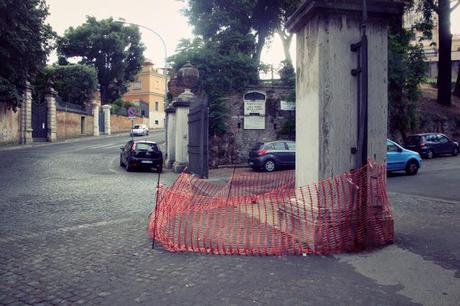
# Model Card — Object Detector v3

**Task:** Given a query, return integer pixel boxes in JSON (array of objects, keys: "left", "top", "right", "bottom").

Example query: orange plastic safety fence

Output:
[{"left": 148, "top": 161, "right": 393, "bottom": 255}]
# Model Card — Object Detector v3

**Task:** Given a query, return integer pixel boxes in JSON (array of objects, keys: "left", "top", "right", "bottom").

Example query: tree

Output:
[
  {"left": 419, "top": 0, "right": 460, "bottom": 106},
  {"left": 454, "top": 62, "right": 460, "bottom": 97},
  {"left": 43, "top": 65, "right": 98, "bottom": 107},
  {"left": 184, "top": 0, "right": 301, "bottom": 67},
  {"left": 0, "top": 0, "right": 55, "bottom": 110},
  {"left": 168, "top": 37, "right": 258, "bottom": 135},
  {"left": 388, "top": 20, "right": 427, "bottom": 140},
  {"left": 57, "top": 17, "right": 145, "bottom": 104}
]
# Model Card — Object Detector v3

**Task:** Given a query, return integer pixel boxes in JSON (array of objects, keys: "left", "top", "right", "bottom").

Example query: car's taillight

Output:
[
  {"left": 131, "top": 143, "right": 136, "bottom": 151},
  {"left": 257, "top": 149, "right": 267, "bottom": 156}
]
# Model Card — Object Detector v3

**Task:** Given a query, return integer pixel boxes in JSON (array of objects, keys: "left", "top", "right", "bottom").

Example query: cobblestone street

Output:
[{"left": 1, "top": 132, "right": 459, "bottom": 305}]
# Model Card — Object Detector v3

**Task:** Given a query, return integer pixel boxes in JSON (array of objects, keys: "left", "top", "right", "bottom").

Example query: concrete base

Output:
[{"left": 173, "top": 162, "right": 188, "bottom": 173}]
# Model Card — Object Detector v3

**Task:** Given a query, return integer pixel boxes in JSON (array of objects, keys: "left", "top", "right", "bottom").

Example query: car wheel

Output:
[
  {"left": 426, "top": 149, "right": 434, "bottom": 159},
  {"left": 125, "top": 161, "right": 133, "bottom": 172},
  {"left": 452, "top": 146, "right": 459, "bottom": 156},
  {"left": 119, "top": 156, "right": 124, "bottom": 167},
  {"left": 263, "top": 160, "right": 276, "bottom": 172},
  {"left": 405, "top": 160, "right": 419, "bottom": 175}
]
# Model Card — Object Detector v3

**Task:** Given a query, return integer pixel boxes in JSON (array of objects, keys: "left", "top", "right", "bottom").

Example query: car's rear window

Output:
[
  {"left": 133, "top": 125, "right": 141, "bottom": 129},
  {"left": 135, "top": 143, "right": 158, "bottom": 151},
  {"left": 251, "top": 142, "right": 264, "bottom": 150},
  {"left": 406, "top": 136, "right": 421, "bottom": 145}
]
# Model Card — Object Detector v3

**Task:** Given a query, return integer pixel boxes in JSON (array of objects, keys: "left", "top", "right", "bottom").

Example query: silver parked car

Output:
[{"left": 130, "top": 124, "right": 149, "bottom": 136}]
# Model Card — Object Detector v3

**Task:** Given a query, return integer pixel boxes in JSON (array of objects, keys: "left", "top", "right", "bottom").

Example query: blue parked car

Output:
[{"left": 386, "top": 139, "right": 422, "bottom": 175}]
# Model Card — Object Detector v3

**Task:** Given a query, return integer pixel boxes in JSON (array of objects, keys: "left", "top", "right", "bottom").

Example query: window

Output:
[
  {"left": 273, "top": 142, "right": 287, "bottom": 150},
  {"left": 438, "top": 135, "right": 448, "bottom": 143},
  {"left": 155, "top": 120, "right": 159, "bottom": 125},
  {"left": 387, "top": 142, "right": 399, "bottom": 152},
  {"left": 155, "top": 102, "right": 159, "bottom": 111},
  {"left": 132, "top": 81, "right": 141, "bottom": 90},
  {"left": 286, "top": 142, "right": 295, "bottom": 151}
]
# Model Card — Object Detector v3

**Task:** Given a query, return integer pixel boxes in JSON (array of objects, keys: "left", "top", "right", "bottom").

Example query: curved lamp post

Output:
[{"left": 116, "top": 18, "right": 168, "bottom": 106}]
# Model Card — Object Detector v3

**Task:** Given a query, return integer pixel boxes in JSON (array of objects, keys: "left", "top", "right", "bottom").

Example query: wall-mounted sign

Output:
[
  {"left": 244, "top": 101, "right": 265, "bottom": 116},
  {"left": 243, "top": 91, "right": 266, "bottom": 129},
  {"left": 244, "top": 115, "right": 265, "bottom": 130},
  {"left": 280, "top": 100, "right": 295, "bottom": 111}
]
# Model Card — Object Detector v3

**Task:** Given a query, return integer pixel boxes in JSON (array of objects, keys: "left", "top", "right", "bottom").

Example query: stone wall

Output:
[
  {"left": 209, "top": 85, "right": 295, "bottom": 167},
  {"left": 110, "top": 115, "right": 149, "bottom": 134},
  {"left": 0, "top": 104, "right": 20, "bottom": 145},
  {"left": 56, "top": 110, "right": 94, "bottom": 139}
]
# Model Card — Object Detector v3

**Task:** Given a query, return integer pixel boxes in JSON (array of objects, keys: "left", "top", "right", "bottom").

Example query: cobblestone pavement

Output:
[{"left": 0, "top": 134, "right": 459, "bottom": 305}]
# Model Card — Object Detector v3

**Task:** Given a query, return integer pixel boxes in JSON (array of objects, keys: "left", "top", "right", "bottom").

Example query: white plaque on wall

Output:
[
  {"left": 280, "top": 100, "right": 295, "bottom": 111},
  {"left": 244, "top": 116, "right": 265, "bottom": 129},
  {"left": 244, "top": 101, "right": 266, "bottom": 115}
]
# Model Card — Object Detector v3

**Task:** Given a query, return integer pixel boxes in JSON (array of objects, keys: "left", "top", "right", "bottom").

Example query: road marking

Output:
[
  {"left": 388, "top": 191, "right": 460, "bottom": 205},
  {"left": 0, "top": 218, "right": 136, "bottom": 244},
  {"left": 336, "top": 245, "right": 460, "bottom": 306}
]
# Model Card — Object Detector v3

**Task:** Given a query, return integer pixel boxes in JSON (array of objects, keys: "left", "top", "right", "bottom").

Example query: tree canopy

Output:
[
  {"left": 57, "top": 17, "right": 145, "bottom": 104},
  {"left": 0, "top": 0, "right": 55, "bottom": 110},
  {"left": 184, "top": 0, "right": 300, "bottom": 66},
  {"left": 39, "top": 64, "right": 98, "bottom": 107}
]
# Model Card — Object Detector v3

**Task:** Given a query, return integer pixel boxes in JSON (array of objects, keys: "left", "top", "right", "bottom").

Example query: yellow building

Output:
[{"left": 122, "top": 59, "right": 166, "bottom": 128}]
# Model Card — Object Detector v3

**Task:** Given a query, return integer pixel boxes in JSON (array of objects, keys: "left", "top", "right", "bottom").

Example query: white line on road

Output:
[{"left": 336, "top": 245, "right": 460, "bottom": 306}]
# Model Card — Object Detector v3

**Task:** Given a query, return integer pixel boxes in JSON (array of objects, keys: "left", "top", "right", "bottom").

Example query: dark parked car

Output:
[
  {"left": 120, "top": 140, "right": 163, "bottom": 172},
  {"left": 405, "top": 133, "right": 459, "bottom": 159},
  {"left": 248, "top": 141, "right": 295, "bottom": 172}
]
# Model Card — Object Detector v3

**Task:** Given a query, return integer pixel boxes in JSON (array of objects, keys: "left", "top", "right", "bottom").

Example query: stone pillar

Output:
[
  {"left": 165, "top": 105, "right": 176, "bottom": 168},
  {"left": 102, "top": 104, "right": 112, "bottom": 135},
  {"left": 45, "top": 88, "right": 57, "bottom": 142},
  {"left": 92, "top": 100, "right": 100, "bottom": 136},
  {"left": 21, "top": 82, "right": 33, "bottom": 144},
  {"left": 173, "top": 97, "right": 190, "bottom": 172},
  {"left": 286, "top": 0, "right": 402, "bottom": 187}
]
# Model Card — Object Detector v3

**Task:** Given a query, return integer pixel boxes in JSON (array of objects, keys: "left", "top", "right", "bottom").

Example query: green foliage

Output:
[
  {"left": 169, "top": 38, "right": 258, "bottom": 135},
  {"left": 388, "top": 24, "right": 427, "bottom": 138},
  {"left": 184, "top": 0, "right": 301, "bottom": 66},
  {"left": 57, "top": 17, "right": 145, "bottom": 104},
  {"left": 110, "top": 98, "right": 138, "bottom": 116},
  {"left": 42, "top": 65, "right": 97, "bottom": 106},
  {"left": 278, "top": 60, "right": 295, "bottom": 87},
  {"left": 0, "top": 0, "right": 55, "bottom": 110}
]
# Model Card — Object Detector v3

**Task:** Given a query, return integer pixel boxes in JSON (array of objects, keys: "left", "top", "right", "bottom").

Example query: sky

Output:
[
  {"left": 45, "top": 0, "right": 460, "bottom": 70},
  {"left": 45, "top": 0, "right": 291, "bottom": 70}
]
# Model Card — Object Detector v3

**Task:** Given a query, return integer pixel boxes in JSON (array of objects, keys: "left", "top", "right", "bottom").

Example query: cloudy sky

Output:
[{"left": 45, "top": 0, "right": 460, "bottom": 69}]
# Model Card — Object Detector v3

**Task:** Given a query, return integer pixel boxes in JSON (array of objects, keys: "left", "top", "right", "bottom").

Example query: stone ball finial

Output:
[
  {"left": 167, "top": 76, "right": 184, "bottom": 98},
  {"left": 177, "top": 61, "right": 199, "bottom": 90}
]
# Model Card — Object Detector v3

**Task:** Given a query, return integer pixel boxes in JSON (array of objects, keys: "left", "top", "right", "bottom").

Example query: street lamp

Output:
[{"left": 116, "top": 18, "right": 168, "bottom": 107}]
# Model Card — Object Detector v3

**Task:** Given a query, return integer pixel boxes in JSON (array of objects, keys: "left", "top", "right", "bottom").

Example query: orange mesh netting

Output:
[{"left": 148, "top": 161, "right": 393, "bottom": 255}]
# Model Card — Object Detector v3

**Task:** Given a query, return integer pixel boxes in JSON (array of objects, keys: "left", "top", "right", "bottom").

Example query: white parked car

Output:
[{"left": 131, "top": 124, "right": 149, "bottom": 136}]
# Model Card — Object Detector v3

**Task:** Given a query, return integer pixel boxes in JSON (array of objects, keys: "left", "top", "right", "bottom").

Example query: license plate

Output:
[
  {"left": 141, "top": 160, "right": 153, "bottom": 164},
  {"left": 249, "top": 162, "right": 254, "bottom": 166}
]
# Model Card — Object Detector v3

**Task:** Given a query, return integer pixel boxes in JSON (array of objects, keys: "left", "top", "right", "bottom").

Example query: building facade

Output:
[
  {"left": 122, "top": 59, "right": 166, "bottom": 129},
  {"left": 405, "top": 11, "right": 460, "bottom": 81}
]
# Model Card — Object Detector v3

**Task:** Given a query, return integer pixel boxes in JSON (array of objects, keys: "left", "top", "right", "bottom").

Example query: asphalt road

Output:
[{"left": 0, "top": 135, "right": 459, "bottom": 305}]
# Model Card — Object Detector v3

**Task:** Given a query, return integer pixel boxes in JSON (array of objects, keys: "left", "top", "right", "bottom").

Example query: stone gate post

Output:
[
  {"left": 286, "top": 0, "right": 403, "bottom": 187},
  {"left": 173, "top": 62, "right": 199, "bottom": 173},
  {"left": 92, "top": 100, "right": 99, "bottom": 136},
  {"left": 21, "top": 82, "right": 33, "bottom": 144},
  {"left": 45, "top": 88, "right": 57, "bottom": 142},
  {"left": 165, "top": 105, "right": 176, "bottom": 168},
  {"left": 102, "top": 104, "right": 112, "bottom": 135}
]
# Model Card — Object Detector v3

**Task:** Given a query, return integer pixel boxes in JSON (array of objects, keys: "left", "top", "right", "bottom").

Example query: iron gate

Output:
[
  {"left": 99, "top": 107, "right": 105, "bottom": 133},
  {"left": 188, "top": 98, "right": 209, "bottom": 178},
  {"left": 32, "top": 98, "right": 47, "bottom": 141}
]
